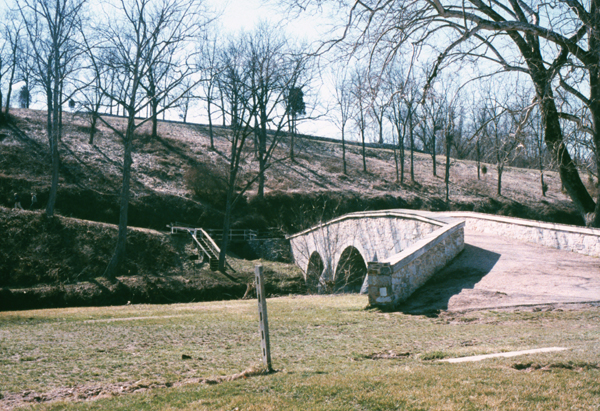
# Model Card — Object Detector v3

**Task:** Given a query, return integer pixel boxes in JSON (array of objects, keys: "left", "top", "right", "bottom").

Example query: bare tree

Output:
[
  {"left": 0, "top": 32, "right": 8, "bottom": 120},
  {"left": 85, "top": 0, "right": 206, "bottom": 279},
  {"left": 331, "top": 67, "right": 355, "bottom": 174},
  {"left": 197, "top": 30, "right": 221, "bottom": 149},
  {"left": 16, "top": 34, "right": 33, "bottom": 109},
  {"left": 246, "top": 23, "right": 297, "bottom": 198},
  {"left": 418, "top": 89, "right": 446, "bottom": 177},
  {"left": 369, "top": 73, "right": 389, "bottom": 145},
  {"left": 218, "top": 23, "right": 311, "bottom": 199},
  {"left": 175, "top": 76, "right": 197, "bottom": 124},
  {"left": 351, "top": 66, "right": 369, "bottom": 172},
  {"left": 17, "top": 0, "right": 87, "bottom": 217},
  {"left": 479, "top": 87, "right": 531, "bottom": 197},
  {"left": 385, "top": 62, "right": 420, "bottom": 184},
  {"left": 216, "top": 36, "right": 257, "bottom": 272},
  {"left": 2, "top": 13, "right": 23, "bottom": 116}
]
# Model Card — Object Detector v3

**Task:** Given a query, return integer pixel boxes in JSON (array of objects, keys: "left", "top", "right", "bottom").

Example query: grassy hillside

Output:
[
  {"left": 0, "top": 108, "right": 584, "bottom": 230},
  {"left": 0, "top": 207, "right": 305, "bottom": 311}
]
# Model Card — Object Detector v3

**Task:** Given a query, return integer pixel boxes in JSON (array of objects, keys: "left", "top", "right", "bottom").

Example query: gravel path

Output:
[{"left": 398, "top": 230, "right": 600, "bottom": 313}]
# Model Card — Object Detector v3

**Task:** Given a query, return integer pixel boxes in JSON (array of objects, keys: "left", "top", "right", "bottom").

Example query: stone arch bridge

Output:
[{"left": 288, "top": 210, "right": 465, "bottom": 307}]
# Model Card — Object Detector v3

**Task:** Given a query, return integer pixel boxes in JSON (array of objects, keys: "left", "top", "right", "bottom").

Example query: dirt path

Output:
[{"left": 399, "top": 230, "right": 600, "bottom": 313}]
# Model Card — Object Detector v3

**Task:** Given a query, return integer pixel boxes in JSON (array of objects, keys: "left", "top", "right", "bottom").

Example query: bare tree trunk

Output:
[
  {"left": 393, "top": 146, "right": 399, "bottom": 183},
  {"left": 46, "top": 83, "right": 52, "bottom": 144},
  {"left": 289, "top": 113, "right": 295, "bottom": 162},
  {"left": 46, "top": 49, "right": 62, "bottom": 217},
  {"left": 218, "top": 192, "right": 233, "bottom": 272},
  {"left": 497, "top": 166, "right": 503, "bottom": 196},
  {"left": 361, "top": 127, "right": 366, "bottom": 172},
  {"left": 341, "top": 125, "right": 347, "bottom": 174},
  {"left": 103, "top": 113, "right": 135, "bottom": 279},
  {"left": 409, "top": 110, "right": 415, "bottom": 183},
  {"left": 46, "top": 128, "right": 60, "bottom": 217},
  {"left": 432, "top": 133, "right": 437, "bottom": 177},
  {"left": 220, "top": 89, "right": 226, "bottom": 127},
  {"left": 5, "top": 55, "right": 17, "bottom": 115},
  {"left": 257, "top": 108, "right": 267, "bottom": 198},
  {"left": 208, "top": 98, "right": 214, "bottom": 149},
  {"left": 151, "top": 98, "right": 159, "bottom": 139},
  {"left": 396, "top": 123, "right": 405, "bottom": 184},
  {"left": 89, "top": 110, "right": 98, "bottom": 145},
  {"left": 445, "top": 133, "right": 452, "bottom": 203},
  {"left": 476, "top": 138, "right": 481, "bottom": 180}
]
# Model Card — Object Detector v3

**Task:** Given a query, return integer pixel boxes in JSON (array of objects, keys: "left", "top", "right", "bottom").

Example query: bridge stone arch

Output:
[
  {"left": 306, "top": 251, "right": 324, "bottom": 294},
  {"left": 334, "top": 246, "right": 368, "bottom": 294},
  {"left": 288, "top": 210, "right": 465, "bottom": 303}
]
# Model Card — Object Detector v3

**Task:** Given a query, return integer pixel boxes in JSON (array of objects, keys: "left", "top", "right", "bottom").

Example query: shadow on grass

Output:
[{"left": 396, "top": 244, "right": 501, "bottom": 316}]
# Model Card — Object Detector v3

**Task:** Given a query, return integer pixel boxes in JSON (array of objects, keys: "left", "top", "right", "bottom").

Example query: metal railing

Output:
[
  {"left": 169, "top": 224, "right": 286, "bottom": 241},
  {"left": 205, "top": 229, "right": 258, "bottom": 242}
]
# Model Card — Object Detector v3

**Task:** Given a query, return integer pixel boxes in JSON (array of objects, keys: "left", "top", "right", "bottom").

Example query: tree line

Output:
[{"left": 284, "top": 0, "right": 600, "bottom": 228}]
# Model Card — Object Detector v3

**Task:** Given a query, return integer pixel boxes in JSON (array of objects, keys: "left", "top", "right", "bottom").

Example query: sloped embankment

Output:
[{"left": 0, "top": 208, "right": 305, "bottom": 311}]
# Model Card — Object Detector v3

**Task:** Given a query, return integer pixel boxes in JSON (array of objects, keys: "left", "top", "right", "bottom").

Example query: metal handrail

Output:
[
  {"left": 190, "top": 231, "right": 212, "bottom": 259},
  {"left": 197, "top": 228, "right": 221, "bottom": 256}
]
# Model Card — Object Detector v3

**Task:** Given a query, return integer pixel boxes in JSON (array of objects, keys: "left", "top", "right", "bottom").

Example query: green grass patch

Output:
[{"left": 1, "top": 296, "right": 599, "bottom": 410}]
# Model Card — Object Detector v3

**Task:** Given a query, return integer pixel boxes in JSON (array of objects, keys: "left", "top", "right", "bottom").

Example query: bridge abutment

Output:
[{"left": 368, "top": 223, "right": 464, "bottom": 308}]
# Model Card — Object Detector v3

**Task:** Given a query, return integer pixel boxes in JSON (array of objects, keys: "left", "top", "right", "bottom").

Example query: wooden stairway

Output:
[
  {"left": 189, "top": 228, "right": 221, "bottom": 271},
  {"left": 168, "top": 224, "right": 236, "bottom": 272}
]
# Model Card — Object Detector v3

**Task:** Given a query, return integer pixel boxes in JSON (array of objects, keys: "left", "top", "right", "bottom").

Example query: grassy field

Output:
[{"left": 1, "top": 295, "right": 599, "bottom": 410}]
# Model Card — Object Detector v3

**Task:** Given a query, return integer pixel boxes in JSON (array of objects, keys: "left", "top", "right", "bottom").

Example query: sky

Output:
[
  {"left": 204, "top": 0, "right": 342, "bottom": 138},
  {"left": 1, "top": 0, "right": 347, "bottom": 139}
]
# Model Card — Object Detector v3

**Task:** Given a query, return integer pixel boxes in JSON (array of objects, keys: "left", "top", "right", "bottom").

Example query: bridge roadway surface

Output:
[{"left": 397, "top": 229, "right": 600, "bottom": 313}]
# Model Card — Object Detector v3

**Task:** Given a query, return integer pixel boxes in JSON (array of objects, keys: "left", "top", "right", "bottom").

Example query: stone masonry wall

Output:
[
  {"left": 289, "top": 214, "right": 440, "bottom": 278},
  {"left": 368, "top": 223, "right": 464, "bottom": 308},
  {"left": 444, "top": 212, "right": 600, "bottom": 258}
]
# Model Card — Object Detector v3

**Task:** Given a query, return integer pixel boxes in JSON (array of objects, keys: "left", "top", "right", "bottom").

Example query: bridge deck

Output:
[{"left": 397, "top": 229, "right": 600, "bottom": 313}]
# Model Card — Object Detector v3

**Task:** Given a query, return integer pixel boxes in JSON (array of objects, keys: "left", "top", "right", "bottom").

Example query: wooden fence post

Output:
[{"left": 255, "top": 265, "right": 272, "bottom": 371}]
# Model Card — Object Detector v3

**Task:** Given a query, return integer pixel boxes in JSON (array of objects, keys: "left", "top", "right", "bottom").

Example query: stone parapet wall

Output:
[
  {"left": 443, "top": 212, "right": 600, "bottom": 258},
  {"left": 289, "top": 211, "right": 443, "bottom": 277},
  {"left": 368, "top": 221, "right": 464, "bottom": 307}
]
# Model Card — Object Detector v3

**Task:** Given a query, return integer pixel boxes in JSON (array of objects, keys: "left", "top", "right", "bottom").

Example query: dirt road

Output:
[{"left": 398, "top": 230, "right": 600, "bottom": 313}]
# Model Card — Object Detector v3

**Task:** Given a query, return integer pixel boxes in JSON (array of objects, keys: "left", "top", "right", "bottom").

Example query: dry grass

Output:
[
  {"left": 1, "top": 296, "right": 599, "bottom": 410},
  {"left": 2, "top": 108, "right": 577, "bottom": 224}
]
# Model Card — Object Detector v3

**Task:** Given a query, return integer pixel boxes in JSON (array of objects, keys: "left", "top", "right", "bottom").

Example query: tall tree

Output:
[
  {"left": 2, "top": 13, "right": 23, "bottom": 115},
  {"left": 247, "top": 23, "right": 291, "bottom": 198},
  {"left": 332, "top": 67, "right": 355, "bottom": 174},
  {"left": 351, "top": 66, "right": 369, "bottom": 172},
  {"left": 216, "top": 36, "right": 257, "bottom": 272},
  {"left": 386, "top": 62, "right": 420, "bottom": 184},
  {"left": 197, "top": 30, "right": 221, "bottom": 149},
  {"left": 419, "top": 89, "right": 446, "bottom": 177},
  {"left": 17, "top": 0, "right": 87, "bottom": 217},
  {"left": 369, "top": 74, "right": 389, "bottom": 146},
  {"left": 86, "top": 0, "right": 205, "bottom": 279}
]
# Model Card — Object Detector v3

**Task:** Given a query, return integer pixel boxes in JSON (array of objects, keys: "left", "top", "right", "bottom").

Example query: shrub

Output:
[{"left": 185, "top": 162, "right": 227, "bottom": 207}]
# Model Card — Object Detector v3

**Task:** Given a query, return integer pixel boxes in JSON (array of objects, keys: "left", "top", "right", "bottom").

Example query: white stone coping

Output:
[
  {"left": 374, "top": 219, "right": 465, "bottom": 270},
  {"left": 441, "top": 211, "right": 600, "bottom": 237},
  {"left": 287, "top": 210, "right": 451, "bottom": 240}
]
